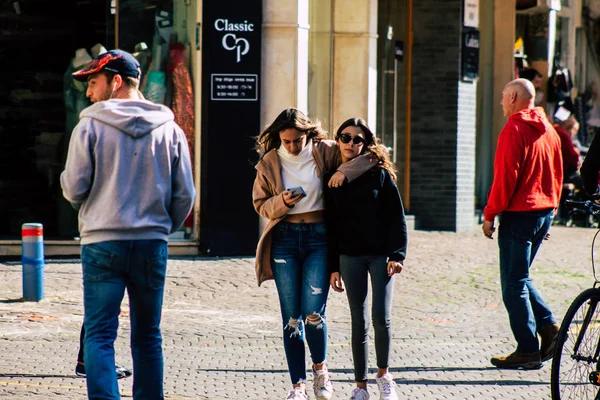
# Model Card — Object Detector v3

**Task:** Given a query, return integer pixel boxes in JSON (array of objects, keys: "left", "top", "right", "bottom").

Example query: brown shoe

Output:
[
  {"left": 490, "top": 351, "right": 543, "bottom": 369},
  {"left": 540, "top": 323, "right": 560, "bottom": 362}
]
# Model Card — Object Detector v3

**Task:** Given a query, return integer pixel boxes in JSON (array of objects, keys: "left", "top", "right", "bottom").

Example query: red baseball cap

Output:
[{"left": 73, "top": 49, "right": 141, "bottom": 82}]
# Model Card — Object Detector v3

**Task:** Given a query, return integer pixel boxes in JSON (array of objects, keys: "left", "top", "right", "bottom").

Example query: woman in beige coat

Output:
[{"left": 252, "top": 108, "right": 373, "bottom": 400}]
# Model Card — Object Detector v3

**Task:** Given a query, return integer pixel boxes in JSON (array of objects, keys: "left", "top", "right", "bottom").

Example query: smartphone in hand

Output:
[{"left": 287, "top": 186, "right": 306, "bottom": 197}]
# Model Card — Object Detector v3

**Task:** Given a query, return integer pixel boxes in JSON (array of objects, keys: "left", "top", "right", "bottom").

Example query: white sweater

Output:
[{"left": 277, "top": 140, "right": 324, "bottom": 214}]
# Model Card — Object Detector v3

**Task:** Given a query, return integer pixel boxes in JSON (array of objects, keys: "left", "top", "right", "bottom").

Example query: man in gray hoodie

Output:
[{"left": 61, "top": 49, "right": 195, "bottom": 400}]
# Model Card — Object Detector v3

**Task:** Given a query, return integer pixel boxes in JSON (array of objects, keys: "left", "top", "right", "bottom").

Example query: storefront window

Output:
[
  {"left": 376, "top": 0, "right": 406, "bottom": 162},
  {"left": 0, "top": 1, "right": 110, "bottom": 240},
  {"left": 308, "top": 0, "right": 333, "bottom": 134},
  {"left": 0, "top": 0, "right": 193, "bottom": 241}
]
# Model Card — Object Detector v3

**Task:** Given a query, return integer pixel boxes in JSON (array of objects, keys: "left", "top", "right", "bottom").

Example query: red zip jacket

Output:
[{"left": 483, "top": 107, "right": 563, "bottom": 222}]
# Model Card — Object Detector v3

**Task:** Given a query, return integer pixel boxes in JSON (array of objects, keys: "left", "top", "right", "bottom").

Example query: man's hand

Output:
[
  {"left": 328, "top": 171, "right": 346, "bottom": 188},
  {"left": 330, "top": 272, "right": 344, "bottom": 293},
  {"left": 482, "top": 220, "right": 495, "bottom": 239}
]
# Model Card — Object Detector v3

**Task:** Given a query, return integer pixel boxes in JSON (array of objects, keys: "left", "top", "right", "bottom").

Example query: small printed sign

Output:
[
  {"left": 464, "top": 0, "right": 479, "bottom": 28},
  {"left": 211, "top": 74, "right": 258, "bottom": 101}
]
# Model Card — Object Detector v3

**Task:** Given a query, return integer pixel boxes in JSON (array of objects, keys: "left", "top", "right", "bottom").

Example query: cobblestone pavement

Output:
[{"left": 0, "top": 225, "right": 597, "bottom": 399}]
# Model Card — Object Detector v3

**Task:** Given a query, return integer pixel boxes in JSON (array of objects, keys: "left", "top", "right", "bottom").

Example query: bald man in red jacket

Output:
[{"left": 483, "top": 78, "right": 563, "bottom": 370}]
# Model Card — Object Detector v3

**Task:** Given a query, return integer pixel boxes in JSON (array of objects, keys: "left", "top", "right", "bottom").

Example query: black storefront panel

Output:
[{"left": 201, "top": 1, "right": 261, "bottom": 255}]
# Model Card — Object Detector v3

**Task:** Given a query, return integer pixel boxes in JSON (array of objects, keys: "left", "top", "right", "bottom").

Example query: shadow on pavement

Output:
[
  {"left": 391, "top": 366, "right": 503, "bottom": 372},
  {"left": 0, "top": 374, "right": 84, "bottom": 379},
  {"left": 394, "top": 378, "right": 548, "bottom": 386},
  {"left": 0, "top": 298, "right": 26, "bottom": 303},
  {"left": 194, "top": 366, "right": 549, "bottom": 387}
]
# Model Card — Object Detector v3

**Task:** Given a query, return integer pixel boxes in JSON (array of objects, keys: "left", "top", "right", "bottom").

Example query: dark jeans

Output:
[
  {"left": 271, "top": 222, "right": 330, "bottom": 384},
  {"left": 82, "top": 239, "right": 167, "bottom": 400},
  {"left": 339, "top": 255, "right": 394, "bottom": 382},
  {"left": 498, "top": 210, "right": 557, "bottom": 354}
]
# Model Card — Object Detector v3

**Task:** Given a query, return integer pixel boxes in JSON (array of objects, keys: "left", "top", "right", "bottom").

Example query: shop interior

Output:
[{"left": 0, "top": 0, "right": 194, "bottom": 241}]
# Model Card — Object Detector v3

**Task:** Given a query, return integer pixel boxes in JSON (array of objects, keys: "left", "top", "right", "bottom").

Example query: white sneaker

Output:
[
  {"left": 286, "top": 387, "right": 309, "bottom": 400},
  {"left": 375, "top": 373, "right": 398, "bottom": 400},
  {"left": 313, "top": 368, "right": 333, "bottom": 400},
  {"left": 350, "top": 386, "right": 371, "bottom": 400}
]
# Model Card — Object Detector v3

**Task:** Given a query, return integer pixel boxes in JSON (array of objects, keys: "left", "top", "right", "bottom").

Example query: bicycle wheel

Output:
[{"left": 551, "top": 287, "right": 600, "bottom": 399}]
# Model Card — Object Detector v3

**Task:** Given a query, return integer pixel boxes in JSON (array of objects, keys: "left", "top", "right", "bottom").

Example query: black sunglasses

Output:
[{"left": 337, "top": 133, "right": 366, "bottom": 145}]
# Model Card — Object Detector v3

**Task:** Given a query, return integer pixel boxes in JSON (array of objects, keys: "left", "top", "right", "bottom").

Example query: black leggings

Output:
[{"left": 339, "top": 254, "right": 395, "bottom": 382}]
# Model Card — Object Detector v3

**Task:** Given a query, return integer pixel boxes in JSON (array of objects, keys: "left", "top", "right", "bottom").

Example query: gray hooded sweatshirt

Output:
[{"left": 60, "top": 99, "right": 196, "bottom": 245}]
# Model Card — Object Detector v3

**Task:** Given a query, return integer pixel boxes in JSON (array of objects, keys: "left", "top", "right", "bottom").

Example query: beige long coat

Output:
[{"left": 252, "top": 140, "right": 373, "bottom": 286}]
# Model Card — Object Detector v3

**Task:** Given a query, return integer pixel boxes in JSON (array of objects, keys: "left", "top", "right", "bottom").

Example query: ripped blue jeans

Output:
[{"left": 271, "top": 221, "right": 329, "bottom": 384}]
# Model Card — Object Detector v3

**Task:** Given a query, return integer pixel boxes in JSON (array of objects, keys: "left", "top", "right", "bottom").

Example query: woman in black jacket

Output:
[{"left": 325, "top": 118, "right": 407, "bottom": 400}]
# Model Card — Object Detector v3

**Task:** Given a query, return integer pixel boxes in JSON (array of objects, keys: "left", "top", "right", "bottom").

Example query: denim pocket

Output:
[
  {"left": 501, "top": 212, "right": 545, "bottom": 241},
  {"left": 145, "top": 250, "right": 167, "bottom": 291},
  {"left": 82, "top": 244, "right": 116, "bottom": 282}
]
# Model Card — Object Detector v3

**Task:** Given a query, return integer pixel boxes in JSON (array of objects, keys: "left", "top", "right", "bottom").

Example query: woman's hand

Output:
[
  {"left": 328, "top": 171, "right": 346, "bottom": 188},
  {"left": 282, "top": 190, "right": 305, "bottom": 207},
  {"left": 387, "top": 261, "right": 403, "bottom": 277},
  {"left": 330, "top": 272, "right": 344, "bottom": 292}
]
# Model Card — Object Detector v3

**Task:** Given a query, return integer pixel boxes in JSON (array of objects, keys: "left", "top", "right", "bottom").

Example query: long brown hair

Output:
[
  {"left": 255, "top": 108, "right": 328, "bottom": 159},
  {"left": 335, "top": 117, "right": 397, "bottom": 181}
]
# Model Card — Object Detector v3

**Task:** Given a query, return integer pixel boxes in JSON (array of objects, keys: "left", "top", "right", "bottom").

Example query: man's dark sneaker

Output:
[
  {"left": 490, "top": 351, "right": 543, "bottom": 370},
  {"left": 75, "top": 362, "right": 132, "bottom": 379},
  {"left": 540, "top": 323, "right": 561, "bottom": 362}
]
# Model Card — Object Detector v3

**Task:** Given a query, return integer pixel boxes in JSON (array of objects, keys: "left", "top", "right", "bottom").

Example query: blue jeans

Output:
[
  {"left": 498, "top": 210, "right": 557, "bottom": 354},
  {"left": 271, "top": 222, "right": 330, "bottom": 384},
  {"left": 82, "top": 240, "right": 168, "bottom": 400}
]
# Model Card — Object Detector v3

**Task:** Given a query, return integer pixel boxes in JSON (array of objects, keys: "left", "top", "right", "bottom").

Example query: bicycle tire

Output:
[{"left": 551, "top": 287, "right": 600, "bottom": 399}]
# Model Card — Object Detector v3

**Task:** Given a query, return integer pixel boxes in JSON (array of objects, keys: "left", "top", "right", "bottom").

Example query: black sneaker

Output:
[
  {"left": 75, "top": 362, "right": 132, "bottom": 379},
  {"left": 115, "top": 365, "right": 132, "bottom": 379},
  {"left": 75, "top": 362, "right": 86, "bottom": 377}
]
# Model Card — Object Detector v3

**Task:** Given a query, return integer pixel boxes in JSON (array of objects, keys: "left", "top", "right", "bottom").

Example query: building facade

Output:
[{"left": 0, "top": 0, "right": 591, "bottom": 256}]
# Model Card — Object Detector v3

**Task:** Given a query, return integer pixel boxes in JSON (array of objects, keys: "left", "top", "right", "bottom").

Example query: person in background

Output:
[
  {"left": 326, "top": 118, "right": 407, "bottom": 400},
  {"left": 75, "top": 324, "right": 131, "bottom": 379},
  {"left": 554, "top": 116, "right": 584, "bottom": 224},
  {"left": 482, "top": 78, "right": 562, "bottom": 370},
  {"left": 521, "top": 68, "right": 544, "bottom": 107},
  {"left": 61, "top": 49, "right": 195, "bottom": 400},
  {"left": 567, "top": 119, "right": 588, "bottom": 156},
  {"left": 554, "top": 116, "right": 582, "bottom": 182},
  {"left": 252, "top": 108, "right": 374, "bottom": 400}
]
